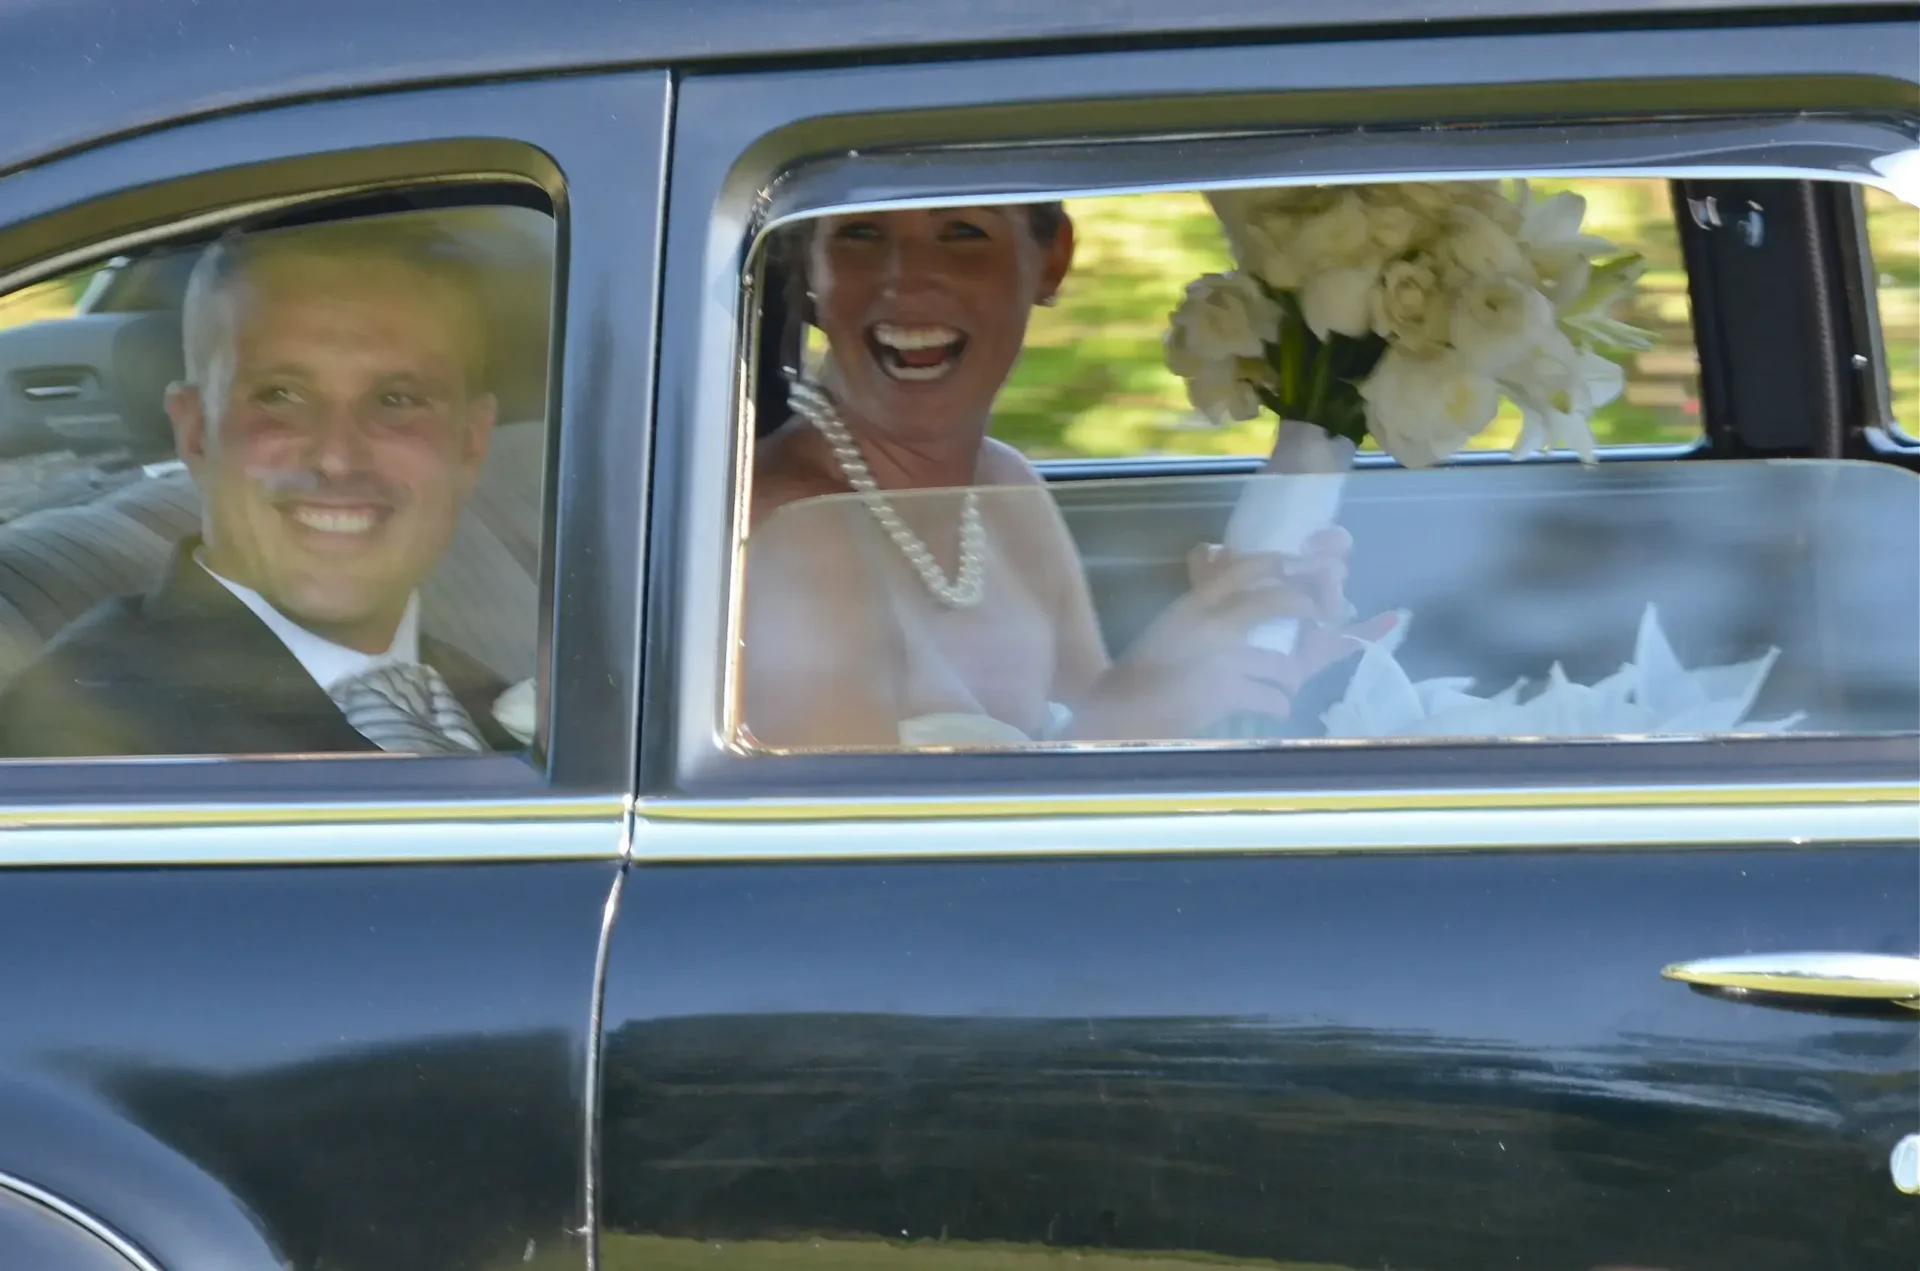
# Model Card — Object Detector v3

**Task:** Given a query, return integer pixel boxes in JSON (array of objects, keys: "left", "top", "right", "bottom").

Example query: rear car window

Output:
[{"left": 733, "top": 177, "right": 1917, "bottom": 752}]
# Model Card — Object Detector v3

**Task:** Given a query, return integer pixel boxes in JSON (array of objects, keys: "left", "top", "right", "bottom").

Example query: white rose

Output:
[
  {"left": 1184, "top": 357, "right": 1264, "bottom": 425},
  {"left": 1168, "top": 271, "right": 1280, "bottom": 362},
  {"left": 1234, "top": 215, "right": 1304, "bottom": 290},
  {"left": 1359, "top": 348, "right": 1500, "bottom": 469},
  {"left": 1369, "top": 255, "right": 1450, "bottom": 354},
  {"left": 1450, "top": 273, "right": 1555, "bottom": 373},
  {"left": 1443, "top": 204, "right": 1529, "bottom": 279},
  {"left": 1300, "top": 262, "right": 1379, "bottom": 340},
  {"left": 1291, "top": 190, "right": 1376, "bottom": 272},
  {"left": 1360, "top": 196, "right": 1426, "bottom": 257}
]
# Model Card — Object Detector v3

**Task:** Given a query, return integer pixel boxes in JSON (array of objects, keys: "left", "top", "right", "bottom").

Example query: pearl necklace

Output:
[{"left": 788, "top": 379, "right": 986, "bottom": 609}]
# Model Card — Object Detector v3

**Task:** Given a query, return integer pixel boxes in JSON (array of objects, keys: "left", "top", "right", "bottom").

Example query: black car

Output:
[{"left": 0, "top": 2, "right": 1914, "bottom": 1269}]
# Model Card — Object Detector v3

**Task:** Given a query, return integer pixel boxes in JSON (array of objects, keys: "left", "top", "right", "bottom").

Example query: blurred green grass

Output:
[
  {"left": 1865, "top": 186, "right": 1919, "bottom": 437},
  {"left": 994, "top": 179, "right": 1703, "bottom": 460}
]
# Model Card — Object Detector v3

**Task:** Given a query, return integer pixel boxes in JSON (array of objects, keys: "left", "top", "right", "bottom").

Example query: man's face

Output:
[{"left": 168, "top": 252, "right": 495, "bottom": 652}]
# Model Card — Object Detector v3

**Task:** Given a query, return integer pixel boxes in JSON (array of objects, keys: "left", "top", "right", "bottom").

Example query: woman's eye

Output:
[
  {"left": 832, "top": 222, "right": 883, "bottom": 243},
  {"left": 941, "top": 220, "right": 990, "bottom": 241}
]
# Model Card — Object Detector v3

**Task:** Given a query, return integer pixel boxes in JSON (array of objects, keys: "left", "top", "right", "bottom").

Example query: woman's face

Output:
[{"left": 806, "top": 205, "right": 1072, "bottom": 443}]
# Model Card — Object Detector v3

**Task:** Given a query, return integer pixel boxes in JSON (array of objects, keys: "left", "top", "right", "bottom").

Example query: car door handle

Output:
[{"left": 1662, "top": 952, "right": 1920, "bottom": 1007}]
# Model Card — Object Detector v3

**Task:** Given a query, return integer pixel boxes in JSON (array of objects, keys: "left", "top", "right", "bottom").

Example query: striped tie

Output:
[{"left": 330, "top": 662, "right": 486, "bottom": 754}]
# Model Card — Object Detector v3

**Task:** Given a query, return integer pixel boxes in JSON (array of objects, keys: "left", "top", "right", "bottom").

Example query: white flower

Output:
[
  {"left": 1300, "top": 262, "right": 1379, "bottom": 339},
  {"left": 1520, "top": 190, "right": 1617, "bottom": 274},
  {"left": 1442, "top": 204, "right": 1529, "bottom": 279},
  {"left": 1184, "top": 357, "right": 1264, "bottom": 424},
  {"left": 1502, "top": 331, "right": 1624, "bottom": 461},
  {"left": 1290, "top": 190, "right": 1377, "bottom": 272},
  {"left": 1450, "top": 273, "right": 1556, "bottom": 373},
  {"left": 1359, "top": 348, "right": 1500, "bottom": 469},
  {"left": 493, "top": 678, "right": 537, "bottom": 744},
  {"left": 1167, "top": 271, "right": 1280, "bottom": 362},
  {"left": 1360, "top": 195, "right": 1427, "bottom": 257},
  {"left": 1369, "top": 255, "right": 1450, "bottom": 355},
  {"left": 1322, "top": 605, "right": 1802, "bottom": 739},
  {"left": 1233, "top": 215, "right": 1304, "bottom": 290}
]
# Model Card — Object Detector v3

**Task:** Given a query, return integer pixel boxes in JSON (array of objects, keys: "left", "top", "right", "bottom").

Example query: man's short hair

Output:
[{"left": 181, "top": 216, "right": 490, "bottom": 393}]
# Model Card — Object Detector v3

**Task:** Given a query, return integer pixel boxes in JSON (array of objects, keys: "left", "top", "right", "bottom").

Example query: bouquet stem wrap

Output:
[{"left": 1222, "top": 419, "right": 1357, "bottom": 653}]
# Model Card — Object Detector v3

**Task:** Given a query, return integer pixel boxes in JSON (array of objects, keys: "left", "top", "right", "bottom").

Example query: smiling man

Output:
[{"left": 0, "top": 218, "right": 518, "bottom": 757}]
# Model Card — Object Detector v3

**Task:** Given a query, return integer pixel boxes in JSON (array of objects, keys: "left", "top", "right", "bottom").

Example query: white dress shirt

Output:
[{"left": 197, "top": 557, "right": 421, "bottom": 694}]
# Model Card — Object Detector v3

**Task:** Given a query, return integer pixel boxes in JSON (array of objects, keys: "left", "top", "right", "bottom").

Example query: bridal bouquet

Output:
[
  {"left": 1165, "top": 180, "right": 1652, "bottom": 469},
  {"left": 1162, "top": 181, "right": 1653, "bottom": 656}
]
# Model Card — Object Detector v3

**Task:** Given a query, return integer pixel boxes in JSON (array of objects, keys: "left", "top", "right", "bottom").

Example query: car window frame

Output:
[
  {"left": 0, "top": 69, "right": 670, "bottom": 810},
  {"left": 645, "top": 17, "right": 1920, "bottom": 808}
]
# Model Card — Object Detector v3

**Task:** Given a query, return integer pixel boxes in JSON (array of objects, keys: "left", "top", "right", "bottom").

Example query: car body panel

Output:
[
  {"left": 0, "top": 859, "right": 621, "bottom": 1271},
  {"left": 602, "top": 846, "right": 1919, "bottom": 1269},
  {"left": 0, "top": 0, "right": 1902, "bottom": 180}
]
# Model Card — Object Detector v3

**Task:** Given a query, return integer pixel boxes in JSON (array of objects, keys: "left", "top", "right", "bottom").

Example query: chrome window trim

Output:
[
  {"left": 656, "top": 22, "right": 1920, "bottom": 799},
  {"left": 0, "top": 1170, "right": 161, "bottom": 1271},
  {"left": 0, "top": 800, "right": 627, "bottom": 868},
  {"left": 630, "top": 786, "right": 1919, "bottom": 863}
]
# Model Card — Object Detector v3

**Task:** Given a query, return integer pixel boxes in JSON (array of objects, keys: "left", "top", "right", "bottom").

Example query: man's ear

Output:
[
  {"left": 164, "top": 382, "right": 208, "bottom": 468},
  {"left": 460, "top": 392, "right": 498, "bottom": 486}
]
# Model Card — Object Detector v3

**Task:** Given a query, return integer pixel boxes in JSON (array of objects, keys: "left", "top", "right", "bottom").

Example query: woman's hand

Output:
[{"left": 1067, "top": 529, "right": 1399, "bottom": 741}]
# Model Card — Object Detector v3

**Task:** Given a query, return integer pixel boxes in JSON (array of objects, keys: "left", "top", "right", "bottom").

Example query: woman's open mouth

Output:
[{"left": 868, "top": 322, "right": 968, "bottom": 383}]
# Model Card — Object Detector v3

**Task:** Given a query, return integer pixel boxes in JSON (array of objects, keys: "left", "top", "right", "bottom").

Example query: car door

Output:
[
  {"left": 600, "top": 15, "right": 1920, "bottom": 1271},
  {"left": 0, "top": 71, "right": 666, "bottom": 1271}
]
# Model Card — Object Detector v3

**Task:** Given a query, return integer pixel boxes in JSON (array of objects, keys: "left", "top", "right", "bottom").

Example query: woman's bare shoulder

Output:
[
  {"left": 979, "top": 436, "right": 1046, "bottom": 487},
  {"left": 751, "top": 421, "right": 845, "bottom": 526}
]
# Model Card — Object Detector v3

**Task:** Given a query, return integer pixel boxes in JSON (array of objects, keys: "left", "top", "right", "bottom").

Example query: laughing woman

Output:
[{"left": 741, "top": 203, "right": 1392, "bottom": 749}]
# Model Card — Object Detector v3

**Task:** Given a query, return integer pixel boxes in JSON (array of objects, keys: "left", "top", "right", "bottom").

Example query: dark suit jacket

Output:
[{"left": 0, "top": 540, "right": 515, "bottom": 758}]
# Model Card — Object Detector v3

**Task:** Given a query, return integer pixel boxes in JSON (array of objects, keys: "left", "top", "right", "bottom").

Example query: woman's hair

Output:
[{"left": 755, "top": 202, "right": 1067, "bottom": 432}]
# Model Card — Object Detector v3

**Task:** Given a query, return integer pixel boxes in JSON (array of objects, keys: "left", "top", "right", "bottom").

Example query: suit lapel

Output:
[{"left": 144, "top": 543, "right": 375, "bottom": 753}]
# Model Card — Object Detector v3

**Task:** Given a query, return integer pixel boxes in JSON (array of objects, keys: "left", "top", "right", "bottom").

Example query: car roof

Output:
[{"left": 0, "top": 0, "right": 1901, "bottom": 180}]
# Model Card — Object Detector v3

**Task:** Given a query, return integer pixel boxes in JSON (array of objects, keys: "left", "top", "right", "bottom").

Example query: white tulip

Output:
[
  {"left": 1503, "top": 334, "right": 1624, "bottom": 461},
  {"left": 1369, "top": 254, "right": 1450, "bottom": 354},
  {"left": 1450, "top": 273, "right": 1556, "bottom": 373},
  {"left": 1443, "top": 204, "right": 1529, "bottom": 279},
  {"left": 1167, "top": 271, "right": 1281, "bottom": 363},
  {"left": 1359, "top": 348, "right": 1500, "bottom": 469},
  {"left": 1520, "top": 190, "right": 1617, "bottom": 272},
  {"left": 1300, "top": 262, "right": 1379, "bottom": 339}
]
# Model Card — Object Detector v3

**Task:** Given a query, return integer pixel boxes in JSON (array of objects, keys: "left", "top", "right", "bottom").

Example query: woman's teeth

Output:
[
  {"left": 290, "top": 506, "right": 379, "bottom": 535},
  {"left": 871, "top": 322, "right": 966, "bottom": 382}
]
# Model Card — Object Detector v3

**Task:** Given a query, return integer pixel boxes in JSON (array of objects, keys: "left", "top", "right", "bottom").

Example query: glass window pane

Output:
[
  {"left": 0, "top": 202, "right": 554, "bottom": 760},
  {"left": 738, "top": 461, "right": 1917, "bottom": 749}
]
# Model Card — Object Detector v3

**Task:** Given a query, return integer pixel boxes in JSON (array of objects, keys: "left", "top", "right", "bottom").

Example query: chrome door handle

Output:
[{"left": 1662, "top": 952, "right": 1920, "bottom": 1007}]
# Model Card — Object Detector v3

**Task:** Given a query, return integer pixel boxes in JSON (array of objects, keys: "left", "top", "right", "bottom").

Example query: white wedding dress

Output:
[{"left": 898, "top": 701, "right": 1072, "bottom": 747}]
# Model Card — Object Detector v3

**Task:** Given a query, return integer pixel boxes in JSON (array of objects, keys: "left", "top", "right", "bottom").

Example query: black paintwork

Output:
[
  {"left": 602, "top": 850, "right": 1920, "bottom": 1269},
  {"left": 0, "top": 0, "right": 1900, "bottom": 180},
  {"left": 0, "top": 3, "right": 1909, "bottom": 1270},
  {"left": 0, "top": 862, "right": 618, "bottom": 1270}
]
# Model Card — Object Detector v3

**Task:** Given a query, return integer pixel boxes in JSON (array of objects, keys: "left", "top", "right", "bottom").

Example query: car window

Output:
[
  {"left": 735, "top": 179, "right": 1917, "bottom": 752},
  {"left": 0, "top": 201, "right": 554, "bottom": 761},
  {"left": 976, "top": 179, "right": 1700, "bottom": 462},
  {"left": 1863, "top": 185, "right": 1918, "bottom": 439}
]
